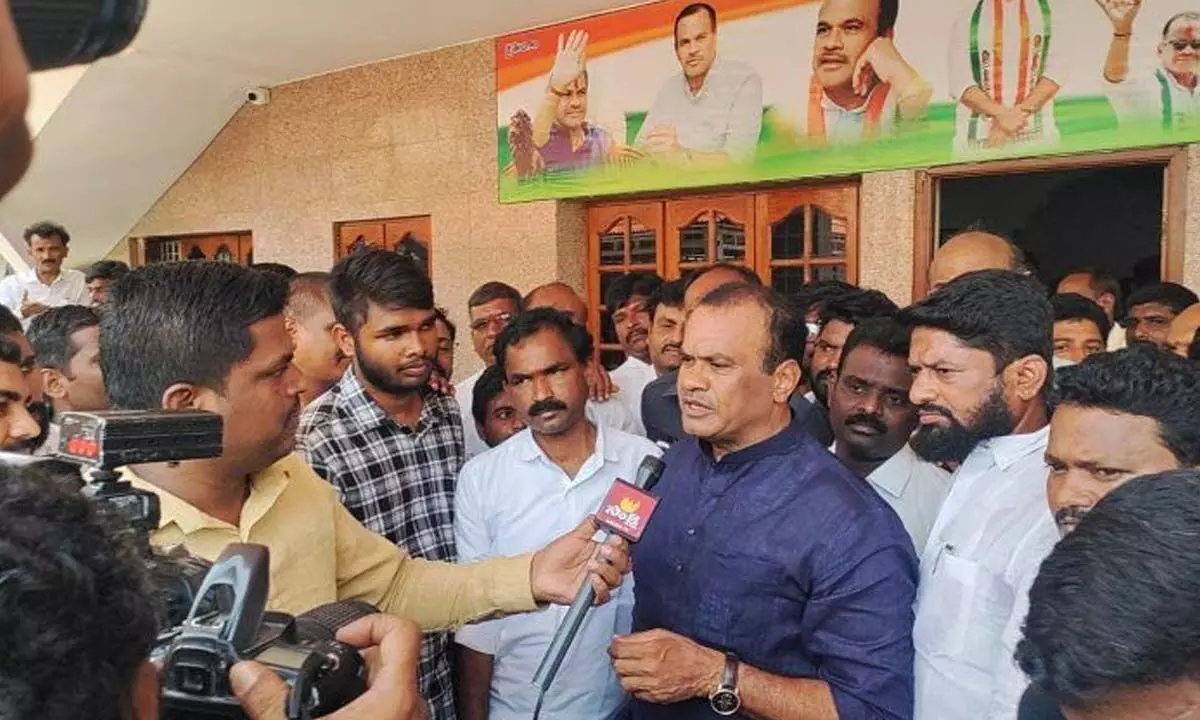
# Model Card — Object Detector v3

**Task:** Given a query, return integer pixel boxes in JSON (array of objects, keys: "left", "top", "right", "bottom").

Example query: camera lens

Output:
[{"left": 11, "top": 0, "right": 148, "bottom": 72}]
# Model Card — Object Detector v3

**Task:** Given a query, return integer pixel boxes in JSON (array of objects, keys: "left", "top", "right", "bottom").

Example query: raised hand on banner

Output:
[
  {"left": 852, "top": 36, "right": 907, "bottom": 96},
  {"left": 549, "top": 30, "right": 589, "bottom": 93},
  {"left": 1094, "top": 0, "right": 1141, "bottom": 34}
]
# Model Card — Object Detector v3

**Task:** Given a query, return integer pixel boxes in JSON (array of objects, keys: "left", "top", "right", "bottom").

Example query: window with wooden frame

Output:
[
  {"left": 586, "top": 182, "right": 860, "bottom": 367},
  {"left": 335, "top": 215, "right": 432, "bottom": 276}
]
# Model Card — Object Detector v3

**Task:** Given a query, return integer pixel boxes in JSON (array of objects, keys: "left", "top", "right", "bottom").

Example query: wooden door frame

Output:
[{"left": 912, "top": 147, "right": 1187, "bottom": 300}]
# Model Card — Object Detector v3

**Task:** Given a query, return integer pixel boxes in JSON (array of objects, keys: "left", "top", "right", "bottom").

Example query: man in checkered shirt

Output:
[{"left": 297, "top": 250, "right": 464, "bottom": 720}]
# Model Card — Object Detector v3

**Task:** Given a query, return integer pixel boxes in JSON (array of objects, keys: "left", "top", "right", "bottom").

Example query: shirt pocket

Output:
[
  {"left": 694, "top": 549, "right": 790, "bottom": 653},
  {"left": 920, "top": 550, "right": 1014, "bottom": 672}
]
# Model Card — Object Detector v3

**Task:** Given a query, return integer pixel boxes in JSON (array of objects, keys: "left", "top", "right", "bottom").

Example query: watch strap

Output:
[{"left": 722, "top": 652, "right": 739, "bottom": 688}]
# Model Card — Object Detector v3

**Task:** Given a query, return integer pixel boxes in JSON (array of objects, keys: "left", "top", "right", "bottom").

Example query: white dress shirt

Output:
[
  {"left": 455, "top": 368, "right": 487, "bottom": 458},
  {"left": 1106, "top": 68, "right": 1200, "bottom": 130},
  {"left": 833, "top": 442, "right": 952, "bottom": 555},
  {"left": 914, "top": 425, "right": 1058, "bottom": 720},
  {"left": 454, "top": 424, "right": 661, "bottom": 720},
  {"left": 610, "top": 356, "right": 656, "bottom": 435},
  {"left": 0, "top": 268, "right": 89, "bottom": 320},
  {"left": 635, "top": 57, "right": 764, "bottom": 161}
]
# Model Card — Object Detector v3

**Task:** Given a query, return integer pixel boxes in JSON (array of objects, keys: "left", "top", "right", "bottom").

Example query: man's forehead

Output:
[
  {"left": 1054, "top": 319, "right": 1103, "bottom": 338},
  {"left": 470, "top": 297, "right": 517, "bottom": 319},
  {"left": 1050, "top": 404, "right": 1169, "bottom": 454},
  {"left": 685, "top": 303, "right": 766, "bottom": 348},
  {"left": 366, "top": 302, "right": 436, "bottom": 326},
  {"left": 843, "top": 345, "right": 911, "bottom": 384},
  {"left": 819, "top": 0, "right": 877, "bottom": 22},
  {"left": 1131, "top": 302, "right": 1173, "bottom": 317},
  {"left": 910, "top": 327, "right": 987, "bottom": 360},
  {"left": 1168, "top": 19, "right": 1200, "bottom": 40}
]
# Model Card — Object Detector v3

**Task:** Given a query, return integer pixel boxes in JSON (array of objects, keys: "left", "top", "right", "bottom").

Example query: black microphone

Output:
[{"left": 530, "top": 454, "right": 666, "bottom": 718}]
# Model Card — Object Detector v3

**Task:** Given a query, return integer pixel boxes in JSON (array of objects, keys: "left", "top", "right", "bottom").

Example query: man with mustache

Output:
[
  {"left": 1120, "top": 282, "right": 1198, "bottom": 349},
  {"left": 1165, "top": 302, "right": 1200, "bottom": 358},
  {"left": 902, "top": 270, "right": 1059, "bottom": 719},
  {"left": 808, "top": 287, "right": 898, "bottom": 408},
  {"left": 828, "top": 317, "right": 950, "bottom": 553},
  {"left": 0, "top": 334, "right": 43, "bottom": 451},
  {"left": 454, "top": 308, "right": 659, "bottom": 720},
  {"left": 606, "top": 272, "right": 663, "bottom": 426},
  {"left": 615, "top": 282, "right": 916, "bottom": 719},
  {"left": 1099, "top": 3, "right": 1200, "bottom": 129},
  {"left": 646, "top": 279, "right": 686, "bottom": 377},
  {"left": 0, "top": 222, "right": 90, "bottom": 323},
  {"left": 775, "top": 0, "right": 930, "bottom": 144},
  {"left": 295, "top": 250, "right": 483, "bottom": 719},
  {"left": 285, "top": 272, "right": 350, "bottom": 408},
  {"left": 457, "top": 281, "right": 523, "bottom": 459}
]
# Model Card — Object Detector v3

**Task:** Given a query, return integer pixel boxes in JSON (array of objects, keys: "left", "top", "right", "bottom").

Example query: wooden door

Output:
[
  {"left": 383, "top": 217, "right": 432, "bottom": 276},
  {"left": 754, "top": 184, "right": 859, "bottom": 298},
  {"left": 665, "top": 194, "right": 756, "bottom": 281},
  {"left": 585, "top": 202, "right": 665, "bottom": 368},
  {"left": 335, "top": 222, "right": 386, "bottom": 259}
]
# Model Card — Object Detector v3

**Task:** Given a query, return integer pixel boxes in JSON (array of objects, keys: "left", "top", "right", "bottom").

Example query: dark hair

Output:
[
  {"left": 434, "top": 307, "right": 457, "bottom": 343},
  {"left": 27, "top": 306, "right": 100, "bottom": 372},
  {"left": 494, "top": 308, "right": 593, "bottom": 374},
  {"left": 1017, "top": 469, "right": 1200, "bottom": 711},
  {"left": 682, "top": 263, "right": 762, "bottom": 292},
  {"left": 604, "top": 272, "right": 663, "bottom": 314},
  {"left": 698, "top": 283, "right": 802, "bottom": 372},
  {"left": 647, "top": 278, "right": 687, "bottom": 320},
  {"left": 285, "top": 272, "right": 332, "bottom": 323},
  {"left": 0, "top": 305, "right": 22, "bottom": 336},
  {"left": 1061, "top": 267, "right": 1122, "bottom": 316},
  {"left": 791, "top": 280, "right": 858, "bottom": 318},
  {"left": 83, "top": 260, "right": 130, "bottom": 284},
  {"left": 838, "top": 316, "right": 911, "bottom": 373},
  {"left": 1126, "top": 282, "right": 1199, "bottom": 316},
  {"left": 253, "top": 262, "right": 298, "bottom": 280},
  {"left": 819, "top": 288, "right": 899, "bottom": 327},
  {"left": 22, "top": 221, "right": 69, "bottom": 247},
  {"left": 0, "top": 334, "right": 23, "bottom": 366},
  {"left": 1056, "top": 345, "right": 1200, "bottom": 465},
  {"left": 472, "top": 364, "right": 508, "bottom": 427},
  {"left": 1190, "top": 329, "right": 1200, "bottom": 362},
  {"left": 468, "top": 281, "right": 522, "bottom": 311},
  {"left": 1051, "top": 293, "right": 1112, "bottom": 340},
  {"left": 1163, "top": 11, "right": 1200, "bottom": 38},
  {"left": 330, "top": 250, "right": 433, "bottom": 333},
  {"left": 900, "top": 269, "right": 1053, "bottom": 369},
  {"left": 674, "top": 2, "right": 717, "bottom": 41},
  {"left": 877, "top": 0, "right": 899, "bottom": 34},
  {"left": 0, "top": 461, "right": 158, "bottom": 720},
  {"left": 100, "top": 261, "right": 289, "bottom": 410}
]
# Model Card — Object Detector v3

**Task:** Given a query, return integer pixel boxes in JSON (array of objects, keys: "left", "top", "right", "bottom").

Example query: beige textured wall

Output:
[
  {"left": 1183, "top": 145, "right": 1200, "bottom": 292},
  {"left": 858, "top": 170, "right": 917, "bottom": 305},
  {"left": 129, "top": 41, "right": 581, "bottom": 379}
]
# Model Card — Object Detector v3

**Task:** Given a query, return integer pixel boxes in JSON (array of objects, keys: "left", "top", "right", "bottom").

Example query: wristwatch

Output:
[{"left": 709, "top": 652, "right": 741, "bottom": 716}]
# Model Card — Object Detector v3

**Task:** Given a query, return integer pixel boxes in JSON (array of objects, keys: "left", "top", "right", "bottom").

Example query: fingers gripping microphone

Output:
[{"left": 530, "top": 454, "right": 666, "bottom": 718}]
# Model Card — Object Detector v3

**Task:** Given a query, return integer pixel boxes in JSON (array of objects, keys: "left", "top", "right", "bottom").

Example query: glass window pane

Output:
[
  {"left": 679, "top": 213, "right": 710, "bottom": 264},
  {"left": 601, "top": 311, "right": 619, "bottom": 345},
  {"left": 811, "top": 264, "right": 847, "bottom": 283},
  {"left": 215, "top": 244, "right": 236, "bottom": 263},
  {"left": 771, "top": 267, "right": 806, "bottom": 298},
  {"left": 629, "top": 218, "right": 657, "bottom": 265},
  {"left": 600, "top": 349, "right": 626, "bottom": 371},
  {"left": 771, "top": 208, "right": 805, "bottom": 260},
  {"left": 599, "top": 219, "right": 627, "bottom": 266},
  {"left": 599, "top": 272, "right": 623, "bottom": 311},
  {"left": 812, "top": 207, "right": 847, "bottom": 258},
  {"left": 715, "top": 212, "right": 746, "bottom": 262}
]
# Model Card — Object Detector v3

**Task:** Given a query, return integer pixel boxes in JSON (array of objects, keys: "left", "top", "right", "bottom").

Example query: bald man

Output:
[
  {"left": 927, "top": 230, "right": 1028, "bottom": 291},
  {"left": 523, "top": 281, "right": 644, "bottom": 436},
  {"left": 1167, "top": 304, "right": 1200, "bottom": 358}
]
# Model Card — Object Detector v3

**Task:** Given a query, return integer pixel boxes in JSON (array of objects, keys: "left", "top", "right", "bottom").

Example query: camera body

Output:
[{"left": 157, "top": 545, "right": 369, "bottom": 719}]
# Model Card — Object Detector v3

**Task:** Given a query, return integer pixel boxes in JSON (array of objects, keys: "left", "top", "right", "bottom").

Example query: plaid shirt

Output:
[{"left": 297, "top": 369, "right": 463, "bottom": 720}]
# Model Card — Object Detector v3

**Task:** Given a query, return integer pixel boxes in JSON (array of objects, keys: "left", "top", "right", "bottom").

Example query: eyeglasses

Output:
[
  {"left": 470, "top": 313, "right": 514, "bottom": 333},
  {"left": 1168, "top": 39, "right": 1200, "bottom": 51}
]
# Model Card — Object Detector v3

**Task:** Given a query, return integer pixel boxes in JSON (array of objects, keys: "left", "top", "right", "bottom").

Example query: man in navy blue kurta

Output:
[{"left": 611, "top": 282, "right": 917, "bottom": 720}]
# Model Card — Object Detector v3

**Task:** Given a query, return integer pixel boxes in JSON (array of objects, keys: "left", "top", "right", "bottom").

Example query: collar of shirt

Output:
[
  {"left": 820, "top": 88, "right": 871, "bottom": 117},
  {"left": 513, "top": 421, "right": 619, "bottom": 488},
  {"left": 831, "top": 441, "right": 920, "bottom": 499},
  {"left": 679, "top": 56, "right": 725, "bottom": 101},
  {"left": 335, "top": 365, "right": 447, "bottom": 436},
  {"left": 124, "top": 457, "right": 294, "bottom": 536},
  {"left": 18, "top": 268, "right": 66, "bottom": 288},
  {"left": 971, "top": 425, "right": 1050, "bottom": 473},
  {"left": 697, "top": 413, "right": 803, "bottom": 470},
  {"left": 1162, "top": 67, "right": 1199, "bottom": 97}
]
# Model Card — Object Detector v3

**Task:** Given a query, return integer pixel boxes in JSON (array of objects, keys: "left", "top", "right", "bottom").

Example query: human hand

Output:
[
  {"left": 609, "top": 629, "right": 723, "bottom": 705},
  {"left": 19, "top": 293, "right": 48, "bottom": 318},
  {"left": 993, "top": 106, "right": 1030, "bottom": 136},
  {"left": 585, "top": 362, "right": 617, "bottom": 401},
  {"left": 549, "top": 30, "right": 589, "bottom": 92},
  {"left": 1094, "top": 0, "right": 1140, "bottom": 34},
  {"left": 852, "top": 36, "right": 906, "bottom": 95},
  {"left": 529, "top": 515, "right": 630, "bottom": 605}
]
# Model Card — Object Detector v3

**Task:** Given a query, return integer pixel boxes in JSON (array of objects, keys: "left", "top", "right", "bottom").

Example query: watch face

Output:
[{"left": 711, "top": 689, "right": 740, "bottom": 716}]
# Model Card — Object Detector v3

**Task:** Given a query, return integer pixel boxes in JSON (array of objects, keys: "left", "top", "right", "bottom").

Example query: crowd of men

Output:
[{"left": 3, "top": 211, "right": 1200, "bottom": 720}]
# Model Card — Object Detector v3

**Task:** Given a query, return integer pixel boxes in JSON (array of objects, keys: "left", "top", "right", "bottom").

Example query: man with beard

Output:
[
  {"left": 284, "top": 272, "right": 349, "bottom": 408},
  {"left": 0, "top": 334, "right": 43, "bottom": 451},
  {"left": 1014, "top": 345, "right": 1200, "bottom": 720},
  {"left": 605, "top": 272, "right": 662, "bottom": 425},
  {"left": 0, "top": 305, "right": 41, "bottom": 403},
  {"left": 829, "top": 317, "right": 950, "bottom": 553},
  {"left": 296, "top": 250, "right": 465, "bottom": 719},
  {"left": 901, "top": 269, "right": 1059, "bottom": 719},
  {"left": 1121, "top": 281, "right": 1198, "bottom": 348},
  {"left": 614, "top": 283, "right": 915, "bottom": 719},
  {"left": 808, "top": 288, "right": 898, "bottom": 407},
  {"left": 458, "top": 281, "right": 523, "bottom": 458},
  {"left": 1166, "top": 302, "right": 1200, "bottom": 358},
  {"left": 1099, "top": 4, "right": 1200, "bottom": 129},
  {"left": 646, "top": 279, "right": 685, "bottom": 377},
  {"left": 454, "top": 309, "right": 659, "bottom": 720}
]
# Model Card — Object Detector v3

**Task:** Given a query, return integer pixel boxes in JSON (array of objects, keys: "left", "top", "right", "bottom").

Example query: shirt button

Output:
[
  {"left": 674, "top": 563, "right": 683, "bottom": 572},
  {"left": 686, "top": 528, "right": 696, "bottom": 537}
]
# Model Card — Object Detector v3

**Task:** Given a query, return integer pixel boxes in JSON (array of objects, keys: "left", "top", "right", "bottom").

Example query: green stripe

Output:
[
  {"left": 967, "top": 0, "right": 985, "bottom": 145},
  {"left": 1032, "top": 0, "right": 1052, "bottom": 135},
  {"left": 1156, "top": 69, "right": 1174, "bottom": 130}
]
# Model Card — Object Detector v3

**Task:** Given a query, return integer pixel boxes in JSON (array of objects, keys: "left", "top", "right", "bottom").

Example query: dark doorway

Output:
[{"left": 937, "top": 164, "right": 1164, "bottom": 294}]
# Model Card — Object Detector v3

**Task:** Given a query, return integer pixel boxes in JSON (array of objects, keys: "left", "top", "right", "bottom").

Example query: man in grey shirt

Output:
[{"left": 636, "top": 3, "right": 764, "bottom": 166}]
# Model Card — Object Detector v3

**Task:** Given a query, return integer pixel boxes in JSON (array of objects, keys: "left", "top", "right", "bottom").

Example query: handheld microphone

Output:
[{"left": 530, "top": 454, "right": 666, "bottom": 718}]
